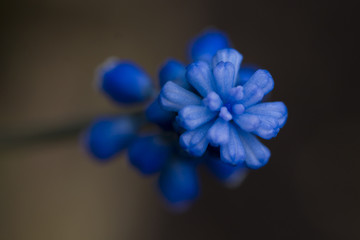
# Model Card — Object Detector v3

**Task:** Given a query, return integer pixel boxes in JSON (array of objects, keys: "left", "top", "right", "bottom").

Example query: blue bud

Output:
[
  {"left": 84, "top": 116, "right": 138, "bottom": 161},
  {"left": 158, "top": 159, "right": 199, "bottom": 204},
  {"left": 98, "top": 59, "right": 154, "bottom": 104},
  {"left": 145, "top": 97, "right": 175, "bottom": 130},
  {"left": 128, "top": 135, "right": 172, "bottom": 175},
  {"left": 188, "top": 29, "right": 230, "bottom": 64},
  {"left": 206, "top": 157, "right": 244, "bottom": 181},
  {"left": 159, "top": 59, "right": 190, "bottom": 89}
]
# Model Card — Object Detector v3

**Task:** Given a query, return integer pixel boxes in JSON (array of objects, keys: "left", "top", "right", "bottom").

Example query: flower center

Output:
[
  {"left": 203, "top": 88, "right": 245, "bottom": 122},
  {"left": 218, "top": 102, "right": 245, "bottom": 121},
  {"left": 224, "top": 103, "right": 232, "bottom": 113},
  {"left": 219, "top": 106, "right": 232, "bottom": 121}
]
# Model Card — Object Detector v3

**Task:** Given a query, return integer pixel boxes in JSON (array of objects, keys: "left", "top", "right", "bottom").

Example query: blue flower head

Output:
[
  {"left": 159, "top": 48, "right": 288, "bottom": 168},
  {"left": 84, "top": 29, "right": 288, "bottom": 208}
]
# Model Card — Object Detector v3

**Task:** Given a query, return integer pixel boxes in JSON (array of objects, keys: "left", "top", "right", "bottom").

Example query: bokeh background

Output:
[{"left": 0, "top": 0, "right": 359, "bottom": 239}]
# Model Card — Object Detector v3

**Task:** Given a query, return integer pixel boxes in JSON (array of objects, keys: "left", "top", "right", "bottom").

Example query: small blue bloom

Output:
[
  {"left": 188, "top": 29, "right": 230, "bottom": 64},
  {"left": 84, "top": 28, "right": 289, "bottom": 208},
  {"left": 159, "top": 48, "right": 288, "bottom": 168},
  {"left": 84, "top": 116, "right": 138, "bottom": 161},
  {"left": 97, "top": 59, "right": 154, "bottom": 104},
  {"left": 128, "top": 135, "right": 172, "bottom": 175},
  {"left": 206, "top": 157, "right": 248, "bottom": 187},
  {"left": 158, "top": 159, "right": 199, "bottom": 204}
]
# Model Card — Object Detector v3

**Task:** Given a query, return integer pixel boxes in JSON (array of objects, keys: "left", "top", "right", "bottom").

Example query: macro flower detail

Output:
[
  {"left": 83, "top": 29, "right": 288, "bottom": 208},
  {"left": 159, "top": 48, "right": 288, "bottom": 168}
]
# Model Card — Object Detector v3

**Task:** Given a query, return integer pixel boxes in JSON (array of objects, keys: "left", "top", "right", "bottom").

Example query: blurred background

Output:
[{"left": 0, "top": 0, "right": 359, "bottom": 239}]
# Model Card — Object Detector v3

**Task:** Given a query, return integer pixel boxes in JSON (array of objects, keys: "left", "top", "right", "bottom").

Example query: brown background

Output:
[{"left": 0, "top": 0, "right": 359, "bottom": 239}]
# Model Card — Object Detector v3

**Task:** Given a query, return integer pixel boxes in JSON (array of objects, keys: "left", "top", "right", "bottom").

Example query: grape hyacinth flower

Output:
[
  {"left": 159, "top": 49, "right": 287, "bottom": 168},
  {"left": 83, "top": 29, "right": 288, "bottom": 208}
]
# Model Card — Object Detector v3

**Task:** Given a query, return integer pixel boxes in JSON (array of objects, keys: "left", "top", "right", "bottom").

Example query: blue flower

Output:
[
  {"left": 97, "top": 59, "right": 154, "bottom": 104},
  {"left": 84, "top": 116, "right": 138, "bottom": 161},
  {"left": 159, "top": 48, "right": 288, "bottom": 168},
  {"left": 158, "top": 159, "right": 199, "bottom": 205},
  {"left": 128, "top": 135, "right": 172, "bottom": 175},
  {"left": 84, "top": 28, "right": 289, "bottom": 208}
]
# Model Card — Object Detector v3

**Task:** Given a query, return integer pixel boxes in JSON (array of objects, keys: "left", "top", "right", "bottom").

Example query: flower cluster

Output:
[{"left": 83, "top": 29, "right": 287, "bottom": 209}]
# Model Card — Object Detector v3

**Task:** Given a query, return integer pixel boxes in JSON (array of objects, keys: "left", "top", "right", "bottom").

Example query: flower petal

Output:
[
  {"left": 212, "top": 49, "right": 243, "bottom": 81},
  {"left": 245, "top": 102, "right": 288, "bottom": 139},
  {"left": 233, "top": 113, "right": 260, "bottom": 132},
  {"left": 178, "top": 105, "right": 217, "bottom": 130},
  {"left": 246, "top": 101, "right": 288, "bottom": 128},
  {"left": 220, "top": 124, "right": 246, "bottom": 165},
  {"left": 246, "top": 101, "right": 287, "bottom": 117},
  {"left": 186, "top": 61, "right": 215, "bottom": 97},
  {"left": 160, "top": 81, "right": 202, "bottom": 112},
  {"left": 245, "top": 69, "right": 274, "bottom": 95},
  {"left": 278, "top": 113, "right": 288, "bottom": 128},
  {"left": 252, "top": 115, "right": 281, "bottom": 139},
  {"left": 213, "top": 61, "right": 235, "bottom": 98},
  {"left": 238, "top": 131, "right": 271, "bottom": 169},
  {"left": 240, "top": 83, "right": 264, "bottom": 107},
  {"left": 207, "top": 118, "right": 230, "bottom": 146},
  {"left": 180, "top": 122, "right": 212, "bottom": 156},
  {"left": 234, "top": 113, "right": 281, "bottom": 139}
]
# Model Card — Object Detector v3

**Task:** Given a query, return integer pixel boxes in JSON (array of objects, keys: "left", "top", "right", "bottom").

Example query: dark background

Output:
[{"left": 0, "top": 0, "right": 359, "bottom": 239}]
